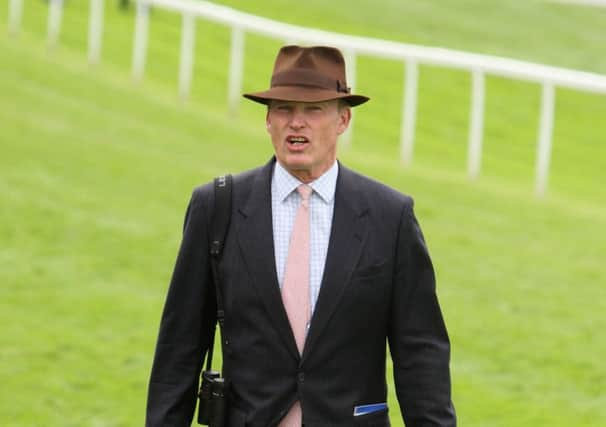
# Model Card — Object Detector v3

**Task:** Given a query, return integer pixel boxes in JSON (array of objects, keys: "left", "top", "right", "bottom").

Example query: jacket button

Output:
[{"left": 298, "top": 372, "right": 304, "bottom": 382}]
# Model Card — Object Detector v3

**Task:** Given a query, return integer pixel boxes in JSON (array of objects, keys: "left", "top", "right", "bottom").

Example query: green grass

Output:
[{"left": 1, "top": 1, "right": 606, "bottom": 426}]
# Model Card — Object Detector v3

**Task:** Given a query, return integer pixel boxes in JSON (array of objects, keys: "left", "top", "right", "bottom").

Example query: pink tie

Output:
[{"left": 279, "top": 184, "right": 312, "bottom": 427}]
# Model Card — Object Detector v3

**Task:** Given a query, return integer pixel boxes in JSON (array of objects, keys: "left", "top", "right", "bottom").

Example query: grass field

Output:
[{"left": 1, "top": 1, "right": 606, "bottom": 426}]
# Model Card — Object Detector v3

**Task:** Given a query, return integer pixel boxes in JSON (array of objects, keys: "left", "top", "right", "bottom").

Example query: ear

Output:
[
  {"left": 336, "top": 106, "right": 352, "bottom": 136},
  {"left": 265, "top": 110, "right": 271, "bottom": 133}
]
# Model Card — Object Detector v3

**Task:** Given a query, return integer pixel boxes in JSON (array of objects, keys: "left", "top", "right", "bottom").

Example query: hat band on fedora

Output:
[{"left": 271, "top": 69, "right": 350, "bottom": 94}]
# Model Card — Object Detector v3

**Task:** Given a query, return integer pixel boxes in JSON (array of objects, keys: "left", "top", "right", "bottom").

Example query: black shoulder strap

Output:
[
  {"left": 205, "top": 174, "right": 232, "bottom": 372},
  {"left": 210, "top": 175, "right": 233, "bottom": 259}
]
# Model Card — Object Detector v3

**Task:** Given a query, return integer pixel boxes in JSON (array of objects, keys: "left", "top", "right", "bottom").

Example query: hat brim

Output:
[{"left": 243, "top": 86, "right": 369, "bottom": 107}]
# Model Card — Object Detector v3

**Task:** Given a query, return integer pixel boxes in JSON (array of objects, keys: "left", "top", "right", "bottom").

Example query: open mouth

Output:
[{"left": 287, "top": 136, "right": 309, "bottom": 146}]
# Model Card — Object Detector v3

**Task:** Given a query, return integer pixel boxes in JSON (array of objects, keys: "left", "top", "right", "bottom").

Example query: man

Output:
[{"left": 147, "top": 45, "right": 456, "bottom": 426}]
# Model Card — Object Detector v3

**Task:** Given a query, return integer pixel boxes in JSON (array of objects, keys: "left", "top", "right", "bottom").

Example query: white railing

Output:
[{"left": 7, "top": 0, "right": 606, "bottom": 196}]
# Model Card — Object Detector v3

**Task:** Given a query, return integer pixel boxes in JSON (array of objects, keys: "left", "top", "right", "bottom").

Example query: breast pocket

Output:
[
  {"left": 348, "top": 262, "right": 389, "bottom": 314},
  {"left": 352, "top": 261, "right": 388, "bottom": 281}
]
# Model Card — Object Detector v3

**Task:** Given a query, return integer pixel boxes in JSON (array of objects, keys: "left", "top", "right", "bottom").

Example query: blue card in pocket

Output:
[{"left": 353, "top": 402, "right": 388, "bottom": 416}]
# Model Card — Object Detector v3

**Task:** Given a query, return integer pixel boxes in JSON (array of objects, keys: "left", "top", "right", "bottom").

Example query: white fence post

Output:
[
  {"left": 467, "top": 70, "right": 485, "bottom": 179},
  {"left": 401, "top": 60, "right": 419, "bottom": 167},
  {"left": 8, "top": 0, "right": 23, "bottom": 36},
  {"left": 47, "top": 0, "right": 64, "bottom": 48},
  {"left": 227, "top": 26, "right": 245, "bottom": 114},
  {"left": 132, "top": 1, "right": 150, "bottom": 81},
  {"left": 535, "top": 83, "right": 556, "bottom": 197},
  {"left": 343, "top": 49, "right": 357, "bottom": 145},
  {"left": 88, "top": 0, "right": 104, "bottom": 64},
  {"left": 178, "top": 13, "right": 196, "bottom": 100}
]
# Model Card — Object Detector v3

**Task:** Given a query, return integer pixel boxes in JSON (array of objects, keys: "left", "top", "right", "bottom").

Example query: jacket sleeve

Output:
[
  {"left": 388, "top": 199, "right": 456, "bottom": 426},
  {"left": 146, "top": 187, "right": 217, "bottom": 427}
]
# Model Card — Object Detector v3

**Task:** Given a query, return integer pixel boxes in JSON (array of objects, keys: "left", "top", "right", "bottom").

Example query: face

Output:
[{"left": 266, "top": 99, "right": 351, "bottom": 183}]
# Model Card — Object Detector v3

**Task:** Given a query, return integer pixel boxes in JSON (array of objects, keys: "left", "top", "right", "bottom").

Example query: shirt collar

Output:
[{"left": 274, "top": 160, "right": 339, "bottom": 204}]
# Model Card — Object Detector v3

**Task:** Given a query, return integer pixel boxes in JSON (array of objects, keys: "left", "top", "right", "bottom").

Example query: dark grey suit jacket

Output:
[{"left": 146, "top": 158, "right": 456, "bottom": 427}]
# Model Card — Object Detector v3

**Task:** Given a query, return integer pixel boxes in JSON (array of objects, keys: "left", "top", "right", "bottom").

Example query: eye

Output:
[
  {"left": 306, "top": 105, "right": 323, "bottom": 112},
  {"left": 274, "top": 104, "right": 292, "bottom": 112}
]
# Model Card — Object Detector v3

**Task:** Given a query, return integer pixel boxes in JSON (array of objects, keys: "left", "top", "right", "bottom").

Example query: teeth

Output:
[{"left": 289, "top": 137, "right": 307, "bottom": 143}]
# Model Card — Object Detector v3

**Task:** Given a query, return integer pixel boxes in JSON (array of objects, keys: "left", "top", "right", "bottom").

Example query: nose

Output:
[{"left": 289, "top": 109, "right": 306, "bottom": 130}]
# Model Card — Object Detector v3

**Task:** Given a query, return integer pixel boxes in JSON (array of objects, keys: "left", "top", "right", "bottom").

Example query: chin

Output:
[
  {"left": 285, "top": 163, "right": 310, "bottom": 172},
  {"left": 282, "top": 155, "right": 310, "bottom": 169}
]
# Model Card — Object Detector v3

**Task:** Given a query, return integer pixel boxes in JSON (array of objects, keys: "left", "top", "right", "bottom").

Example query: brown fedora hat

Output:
[{"left": 243, "top": 45, "right": 369, "bottom": 107}]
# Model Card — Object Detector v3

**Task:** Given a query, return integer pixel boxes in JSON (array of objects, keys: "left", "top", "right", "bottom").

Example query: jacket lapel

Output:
[
  {"left": 302, "top": 164, "right": 369, "bottom": 363},
  {"left": 236, "top": 159, "right": 300, "bottom": 360}
]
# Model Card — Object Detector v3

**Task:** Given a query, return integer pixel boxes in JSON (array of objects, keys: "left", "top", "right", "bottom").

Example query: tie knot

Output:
[{"left": 297, "top": 184, "right": 312, "bottom": 201}]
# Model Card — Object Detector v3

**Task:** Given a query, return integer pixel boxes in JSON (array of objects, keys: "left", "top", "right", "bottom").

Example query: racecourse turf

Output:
[{"left": 1, "top": 1, "right": 605, "bottom": 426}]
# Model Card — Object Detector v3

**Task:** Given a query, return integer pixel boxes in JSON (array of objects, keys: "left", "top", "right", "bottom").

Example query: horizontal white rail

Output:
[{"left": 141, "top": 0, "right": 606, "bottom": 95}]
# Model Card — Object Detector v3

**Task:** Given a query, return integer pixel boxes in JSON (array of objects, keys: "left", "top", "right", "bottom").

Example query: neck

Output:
[{"left": 278, "top": 160, "right": 337, "bottom": 184}]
